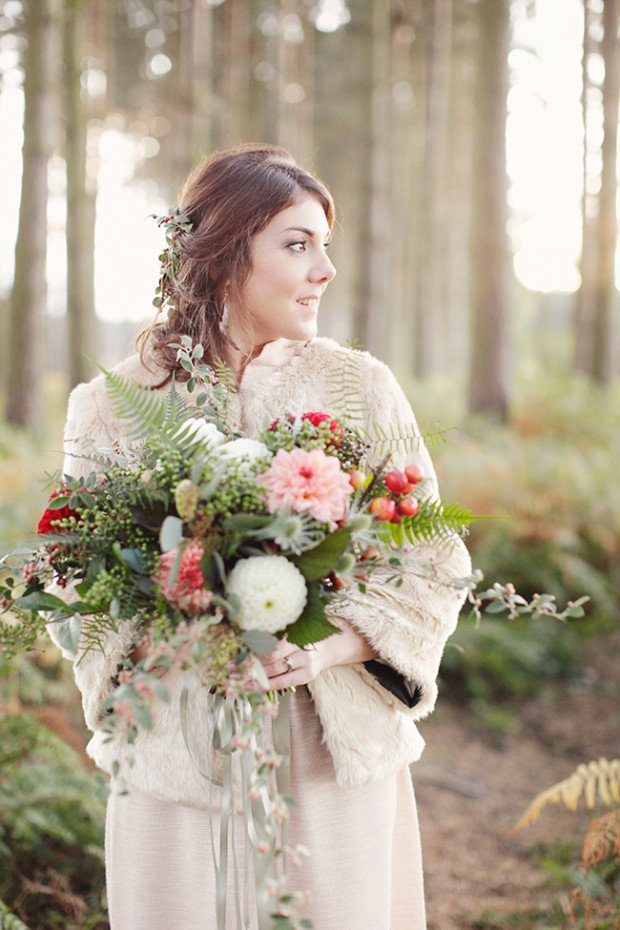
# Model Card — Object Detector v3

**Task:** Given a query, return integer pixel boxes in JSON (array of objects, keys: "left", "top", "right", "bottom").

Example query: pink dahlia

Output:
[
  {"left": 157, "top": 540, "right": 213, "bottom": 617},
  {"left": 258, "top": 447, "right": 353, "bottom": 525}
]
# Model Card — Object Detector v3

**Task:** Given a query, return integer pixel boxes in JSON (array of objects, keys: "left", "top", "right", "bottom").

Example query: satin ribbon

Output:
[{"left": 179, "top": 686, "right": 294, "bottom": 930}]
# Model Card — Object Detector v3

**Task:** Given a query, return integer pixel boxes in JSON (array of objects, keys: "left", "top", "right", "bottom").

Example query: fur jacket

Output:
[{"left": 49, "top": 336, "right": 471, "bottom": 808}]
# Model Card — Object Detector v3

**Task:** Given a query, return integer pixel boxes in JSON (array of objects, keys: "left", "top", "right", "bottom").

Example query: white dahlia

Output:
[
  {"left": 176, "top": 417, "right": 226, "bottom": 448},
  {"left": 226, "top": 555, "right": 307, "bottom": 634},
  {"left": 216, "top": 438, "right": 270, "bottom": 468}
]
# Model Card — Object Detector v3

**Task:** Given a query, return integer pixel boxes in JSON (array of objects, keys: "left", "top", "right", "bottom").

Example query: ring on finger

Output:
[{"left": 284, "top": 655, "right": 294, "bottom": 672}]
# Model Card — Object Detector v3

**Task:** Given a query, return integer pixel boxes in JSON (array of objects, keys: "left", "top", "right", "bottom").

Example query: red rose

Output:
[
  {"left": 37, "top": 491, "right": 80, "bottom": 535},
  {"left": 301, "top": 411, "right": 344, "bottom": 444}
]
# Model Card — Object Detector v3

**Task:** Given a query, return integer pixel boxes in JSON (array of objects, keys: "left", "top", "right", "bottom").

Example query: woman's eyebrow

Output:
[
  {"left": 282, "top": 225, "right": 331, "bottom": 241},
  {"left": 282, "top": 225, "right": 315, "bottom": 236}
]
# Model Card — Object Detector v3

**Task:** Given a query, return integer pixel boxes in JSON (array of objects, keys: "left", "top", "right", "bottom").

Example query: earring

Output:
[{"left": 219, "top": 298, "right": 241, "bottom": 351}]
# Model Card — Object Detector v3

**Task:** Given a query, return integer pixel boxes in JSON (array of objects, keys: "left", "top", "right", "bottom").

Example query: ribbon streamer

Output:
[{"left": 179, "top": 686, "right": 295, "bottom": 930}]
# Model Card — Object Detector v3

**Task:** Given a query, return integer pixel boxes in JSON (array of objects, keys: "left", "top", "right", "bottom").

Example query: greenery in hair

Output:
[{"left": 151, "top": 208, "right": 193, "bottom": 314}]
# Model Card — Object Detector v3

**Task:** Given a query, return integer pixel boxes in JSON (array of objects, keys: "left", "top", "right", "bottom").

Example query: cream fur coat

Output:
[{"left": 50, "top": 336, "right": 471, "bottom": 808}]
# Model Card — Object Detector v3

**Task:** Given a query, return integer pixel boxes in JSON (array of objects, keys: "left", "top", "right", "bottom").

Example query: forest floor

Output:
[{"left": 415, "top": 627, "right": 620, "bottom": 930}]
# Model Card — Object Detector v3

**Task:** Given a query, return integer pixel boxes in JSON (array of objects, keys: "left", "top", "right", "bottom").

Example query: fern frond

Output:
[
  {"left": 582, "top": 808, "right": 620, "bottom": 867},
  {"left": 403, "top": 499, "right": 477, "bottom": 545},
  {"left": 211, "top": 357, "right": 238, "bottom": 395},
  {"left": 367, "top": 422, "right": 423, "bottom": 461},
  {"left": 104, "top": 370, "right": 171, "bottom": 439},
  {"left": 515, "top": 758, "right": 620, "bottom": 831},
  {"left": 104, "top": 370, "right": 223, "bottom": 456},
  {"left": 325, "top": 348, "right": 368, "bottom": 425},
  {"left": 419, "top": 421, "right": 455, "bottom": 449}
]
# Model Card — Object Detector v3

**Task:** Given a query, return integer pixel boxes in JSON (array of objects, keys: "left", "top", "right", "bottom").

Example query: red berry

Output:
[
  {"left": 404, "top": 463, "right": 424, "bottom": 485},
  {"left": 390, "top": 511, "right": 402, "bottom": 524},
  {"left": 361, "top": 545, "right": 381, "bottom": 561},
  {"left": 369, "top": 497, "right": 396, "bottom": 521},
  {"left": 385, "top": 470, "right": 408, "bottom": 495},
  {"left": 401, "top": 482, "right": 414, "bottom": 494},
  {"left": 397, "top": 497, "right": 419, "bottom": 518}
]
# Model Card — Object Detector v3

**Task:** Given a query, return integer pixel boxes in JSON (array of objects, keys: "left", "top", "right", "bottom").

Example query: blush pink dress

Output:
[{"left": 105, "top": 686, "right": 426, "bottom": 930}]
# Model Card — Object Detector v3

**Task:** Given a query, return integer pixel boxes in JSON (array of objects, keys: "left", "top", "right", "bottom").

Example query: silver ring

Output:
[{"left": 284, "top": 655, "right": 294, "bottom": 672}]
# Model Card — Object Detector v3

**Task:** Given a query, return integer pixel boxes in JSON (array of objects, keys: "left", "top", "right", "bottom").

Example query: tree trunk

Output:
[
  {"left": 591, "top": 0, "right": 620, "bottom": 382},
  {"left": 575, "top": 0, "right": 598, "bottom": 373},
  {"left": 415, "top": 0, "right": 452, "bottom": 377},
  {"left": 5, "top": 0, "right": 53, "bottom": 426},
  {"left": 64, "top": 0, "right": 96, "bottom": 388},
  {"left": 444, "top": 0, "right": 476, "bottom": 378},
  {"left": 312, "top": 4, "right": 374, "bottom": 345},
  {"left": 362, "top": 0, "right": 392, "bottom": 362},
  {"left": 467, "top": 0, "right": 511, "bottom": 419}
]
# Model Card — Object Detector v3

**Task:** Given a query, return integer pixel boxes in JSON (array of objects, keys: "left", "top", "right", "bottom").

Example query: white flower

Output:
[
  {"left": 226, "top": 555, "right": 307, "bottom": 634},
  {"left": 217, "top": 438, "right": 270, "bottom": 465},
  {"left": 176, "top": 417, "right": 226, "bottom": 448}
]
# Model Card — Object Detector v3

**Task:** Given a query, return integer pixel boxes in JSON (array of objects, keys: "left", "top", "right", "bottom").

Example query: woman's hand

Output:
[{"left": 260, "top": 621, "right": 377, "bottom": 690}]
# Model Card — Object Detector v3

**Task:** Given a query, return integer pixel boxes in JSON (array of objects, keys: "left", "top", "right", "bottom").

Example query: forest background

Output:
[{"left": 0, "top": 0, "right": 619, "bottom": 928}]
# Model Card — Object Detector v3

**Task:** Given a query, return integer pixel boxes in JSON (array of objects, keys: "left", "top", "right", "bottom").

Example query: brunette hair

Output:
[{"left": 138, "top": 144, "right": 335, "bottom": 375}]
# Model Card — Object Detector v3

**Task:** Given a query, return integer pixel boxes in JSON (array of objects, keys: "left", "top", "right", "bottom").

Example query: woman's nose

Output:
[{"left": 312, "top": 254, "right": 337, "bottom": 283}]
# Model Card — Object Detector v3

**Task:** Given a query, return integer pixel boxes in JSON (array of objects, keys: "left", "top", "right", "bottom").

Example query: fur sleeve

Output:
[{"left": 328, "top": 354, "right": 472, "bottom": 720}]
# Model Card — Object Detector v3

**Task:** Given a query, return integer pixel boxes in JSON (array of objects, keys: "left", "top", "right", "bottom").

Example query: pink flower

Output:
[
  {"left": 156, "top": 540, "right": 213, "bottom": 616},
  {"left": 258, "top": 448, "right": 353, "bottom": 524}
]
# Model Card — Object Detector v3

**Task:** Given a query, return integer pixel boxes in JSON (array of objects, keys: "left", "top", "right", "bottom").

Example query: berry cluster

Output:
[{"left": 369, "top": 463, "right": 424, "bottom": 524}]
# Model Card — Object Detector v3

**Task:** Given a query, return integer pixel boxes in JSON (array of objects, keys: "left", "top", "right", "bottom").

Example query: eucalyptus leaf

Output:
[
  {"left": 47, "top": 495, "right": 71, "bottom": 510},
  {"left": 52, "top": 614, "right": 83, "bottom": 658},
  {"left": 242, "top": 629, "right": 278, "bottom": 656},
  {"left": 15, "top": 591, "right": 73, "bottom": 612},
  {"left": 250, "top": 660, "right": 270, "bottom": 690},
  {"left": 160, "top": 515, "right": 183, "bottom": 552},
  {"left": 120, "top": 548, "right": 148, "bottom": 573}
]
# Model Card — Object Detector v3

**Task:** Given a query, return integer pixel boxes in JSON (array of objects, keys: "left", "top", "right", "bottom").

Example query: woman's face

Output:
[{"left": 232, "top": 195, "right": 336, "bottom": 349}]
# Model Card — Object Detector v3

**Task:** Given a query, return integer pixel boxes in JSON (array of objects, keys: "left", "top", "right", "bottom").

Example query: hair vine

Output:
[{"left": 150, "top": 208, "right": 194, "bottom": 315}]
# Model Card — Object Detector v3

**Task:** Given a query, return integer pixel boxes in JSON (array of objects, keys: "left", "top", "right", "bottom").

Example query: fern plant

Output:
[
  {"left": 517, "top": 757, "right": 620, "bottom": 879},
  {"left": 516, "top": 758, "right": 620, "bottom": 829}
]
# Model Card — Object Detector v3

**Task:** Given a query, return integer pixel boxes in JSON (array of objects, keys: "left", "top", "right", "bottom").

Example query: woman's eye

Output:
[{"left": 287, "top": 241, "right": 306, "bottom": 252}]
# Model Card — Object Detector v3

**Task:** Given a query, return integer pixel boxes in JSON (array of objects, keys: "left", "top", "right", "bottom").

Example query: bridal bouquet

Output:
[
  {"left": 2, "top": 339, "right": 474, "bottom": 672},
  {"left": 0, "top": 338, "right": 477, "bottom": 929}
]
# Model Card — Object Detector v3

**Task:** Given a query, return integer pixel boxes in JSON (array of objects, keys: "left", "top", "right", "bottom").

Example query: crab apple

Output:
[
  {"left": 397, "top": 496, "right": 419, "bottom": 518},
  {"left": 385, "top": 470, "right": 408, "bottom": 495},
  {"left": 369, "top": 497, "right": 396, "bottom": 521},
  {"left": 361, "top": 545, "right": 381, "bottom": 561},
  {"left": 404, "top": 463, "right": 424, "bottom": 485},
  {"left": 349, "top": 469, "right": 366, "bottom": 491}
]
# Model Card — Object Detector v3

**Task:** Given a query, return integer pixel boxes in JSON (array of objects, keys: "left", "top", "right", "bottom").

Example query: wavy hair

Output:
[{"left": 138, "top": 144, "right": 335, "bottom": 377}]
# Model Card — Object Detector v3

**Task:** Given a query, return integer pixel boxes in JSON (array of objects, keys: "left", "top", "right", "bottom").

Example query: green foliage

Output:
[
  {"left": 421, "top": 373, "right": 620, "bottom": 706},
  {"left": 0, "top": 712, "right": 107, "bottom": 929},
  {"left": 0, "top": 900, "right": 32, "bottom": 930},
  {"left": 431, "top": 374, "right": 619, "bottom": 615},
  {"left": 0, "top": 391, "right": 65, "bottom": 555},
  {"left": 103, "top": 368, "right": 193, "bottom": 446},
  {"left": 441, "top": 612, "right": 585, "bottom": 705}
]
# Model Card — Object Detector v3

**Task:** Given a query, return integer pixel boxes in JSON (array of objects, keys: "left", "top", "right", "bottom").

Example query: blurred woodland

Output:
[
  {"left": 1, "top": 0, "right": 619, "bottom": 426},
  {"left": 0, "top": 1, "right": 619, "bottom": 929}
]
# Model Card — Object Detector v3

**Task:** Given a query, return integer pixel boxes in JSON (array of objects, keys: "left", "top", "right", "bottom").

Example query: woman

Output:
[{"left": 54, "top": 144, "right": 471, "bottom": 930}]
